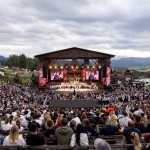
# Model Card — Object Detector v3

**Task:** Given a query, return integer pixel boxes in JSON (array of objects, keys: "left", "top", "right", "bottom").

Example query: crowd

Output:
[{"left": 0, "top": 80, "right": 150, "bottom": 150}]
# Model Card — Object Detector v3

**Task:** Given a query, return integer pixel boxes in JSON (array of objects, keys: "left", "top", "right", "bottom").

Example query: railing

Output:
[
  {"left": 0, "top": 144, "right": 148, "bottom": 150},
  {"left": 0, "top": 145, "right": 88, "bottom": 150}
]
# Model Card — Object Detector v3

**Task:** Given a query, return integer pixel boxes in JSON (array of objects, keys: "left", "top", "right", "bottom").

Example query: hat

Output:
[{"left": 94, "top": 138, "right": 111, "bottom": 150}]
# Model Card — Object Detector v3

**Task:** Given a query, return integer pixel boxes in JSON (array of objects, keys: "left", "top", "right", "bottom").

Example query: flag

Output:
[{"left": 106, "top": 66, "right": 111, "bottom": 86}]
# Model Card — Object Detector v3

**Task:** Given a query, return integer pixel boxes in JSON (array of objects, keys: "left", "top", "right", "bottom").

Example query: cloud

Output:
[{"left": 0, "top": 0, "right": 150, "bottom": 58}]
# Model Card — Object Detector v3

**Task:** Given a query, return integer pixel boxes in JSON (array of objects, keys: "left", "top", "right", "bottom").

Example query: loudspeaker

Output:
[
  {"left": 43, "top": 66, "right": 47, "bottom": 78},
  {"left": 102, "top": 66, "right": 107, "bottom": 78},
  {"left": 48, "top": 70, "right": 51, "bottom": 82}
]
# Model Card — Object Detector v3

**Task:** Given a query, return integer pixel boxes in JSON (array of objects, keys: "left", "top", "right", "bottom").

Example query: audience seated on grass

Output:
[{"left": 3, "top": 125, "right": 26, "bottom": 146}]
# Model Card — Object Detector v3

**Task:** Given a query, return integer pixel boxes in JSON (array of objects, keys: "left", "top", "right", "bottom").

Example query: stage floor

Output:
[
  {"left": 50, "top": 82, "right": 99, "bottom": 93},
  {"left": 54, "top": 88, "right": 99, "bottom": 93}
]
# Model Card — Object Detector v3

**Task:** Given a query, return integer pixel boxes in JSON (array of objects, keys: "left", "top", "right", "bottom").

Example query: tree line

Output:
[{"left": 3, "top": 54, "right": 39, "bottom": 71}]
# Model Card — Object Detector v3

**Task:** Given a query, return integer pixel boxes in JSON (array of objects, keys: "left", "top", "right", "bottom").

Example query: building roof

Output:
[
  {"left": 35, "top": 47, "right": 115, "bottom": 59},
  {"left": 114, "top": 68, "right": 132, "bottom": 76}
]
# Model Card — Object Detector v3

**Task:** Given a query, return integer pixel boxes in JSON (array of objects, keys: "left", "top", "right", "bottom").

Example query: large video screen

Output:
[
  {"left": 86, "top": 70, "right": 99, "bottom": 80},
  {"left": 51, "top": 71, "right": 64, "bottom": 80}
]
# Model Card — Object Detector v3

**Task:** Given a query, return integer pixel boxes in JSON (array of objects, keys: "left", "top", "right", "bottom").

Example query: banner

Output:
[
  {"left": 38, "top": 65, "right": 46, "bottom": 87},
  {"left": 82, "top": 69, "right": 86, "bottom": 81},
  {"left": 38, "top": 65, "right": 43, "bottom": 78},
  {"left": 106, "top": 66, "right": 111, "bottom": 86},
  {"left": 39, "top": 78, "right": 47, "bottom": 87},
  {"left": 101, "top": 78, "right": 106, "bottom": 85},
  {"left": 63, "top": 69, "right": 68, "bottom": 81}
]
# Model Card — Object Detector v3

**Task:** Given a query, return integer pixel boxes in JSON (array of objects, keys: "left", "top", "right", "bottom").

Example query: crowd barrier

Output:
[
  {"left": 0, "top": 145, "right": 88, "bottom": 150},
  {"left": 0, "top": 144, "right": 148, "bottom": 150}
]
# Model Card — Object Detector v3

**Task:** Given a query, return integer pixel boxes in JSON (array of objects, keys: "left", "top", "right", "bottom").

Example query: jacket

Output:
[{"left": 55, "top": 126, "right": 73, "bottom": 145}]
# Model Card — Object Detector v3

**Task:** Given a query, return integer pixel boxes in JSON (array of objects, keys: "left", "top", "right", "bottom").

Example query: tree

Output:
[
  {"left": 27, "top": 57, "right": 39, "bottom": 71},
  {"left": 6, "top": 54, "right": 39, "bottom": 70},
  {"left": 7, "top": 55, "right": 19, "bottom": 67},
  {"left": 19, "top": 54, "right": 27, "bottom": 69}
]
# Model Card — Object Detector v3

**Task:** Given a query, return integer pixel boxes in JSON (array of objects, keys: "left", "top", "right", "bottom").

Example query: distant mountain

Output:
[
  {"left": 0, "top": 55, "right": 7, "bottom": 61},
  {"left": 111, "top": 57, "right": 150, "bottom": 68}
]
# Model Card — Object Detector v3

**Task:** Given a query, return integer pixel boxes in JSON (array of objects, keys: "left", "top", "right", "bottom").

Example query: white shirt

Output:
[
  {"left": 35, "top": 119, "right": 42, "bottom": 126},
  {"left": 68, "top": 117, "right": 81, "bottom": 126},
  {"left": 119, "top": 116, "right": 132, "bottom": 128},
  {"left": 134, "top": 109, "right": 144, "bottom": 116},
  {"left": 20, "top": 115, "right": 28, "bottom": 128},
  {"left": 3, "top": 135, "right": 26, "bottom": 146},
  {"left": 70, "top": 133, "right": 89, "bottom": 147},
  {"left": 1, "top": 123, "right": 12, "bottom": 131},
  {"left": 12, "top": 111, "right": 17, "bottom": 118}
]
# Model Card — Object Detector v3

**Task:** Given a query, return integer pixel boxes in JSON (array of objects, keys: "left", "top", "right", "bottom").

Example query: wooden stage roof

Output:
[{"left": 35, "top": 47, "right": 115, "bottom": 59}]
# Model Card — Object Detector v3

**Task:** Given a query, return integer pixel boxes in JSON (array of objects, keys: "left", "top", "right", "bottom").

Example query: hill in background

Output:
[
  {"left": 0, "top": 55, "right": 7, "bottom": 61},
  {"left": 111, "top": 57, "right": 150, "bottom": 68},
  {"left": 0, "top": 55, "right": 150, "bottom": 68}
]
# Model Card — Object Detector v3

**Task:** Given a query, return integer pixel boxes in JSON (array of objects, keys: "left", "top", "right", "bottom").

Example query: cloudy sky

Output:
[{"left": 0, "top": 0, "right": 150, "bottom": 59}]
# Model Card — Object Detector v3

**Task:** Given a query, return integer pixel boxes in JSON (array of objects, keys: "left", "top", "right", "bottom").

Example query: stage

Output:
[{"left": 49, "top": 81, "right": 100, "bottom": 93}]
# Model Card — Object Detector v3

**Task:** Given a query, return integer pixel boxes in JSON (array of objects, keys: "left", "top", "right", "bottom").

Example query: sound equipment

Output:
[{"left": 43, "top": 66, "right": 47, "bottom": 78}]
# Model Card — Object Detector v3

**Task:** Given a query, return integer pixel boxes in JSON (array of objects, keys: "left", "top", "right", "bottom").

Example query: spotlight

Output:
[{"left": 98, "top": 65, "right": 101, "bottom": 69}]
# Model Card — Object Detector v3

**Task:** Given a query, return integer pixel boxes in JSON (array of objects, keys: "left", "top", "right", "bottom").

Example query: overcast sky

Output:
[{"left": 0, "top": 0, "right": 150, "bottom": 59}]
